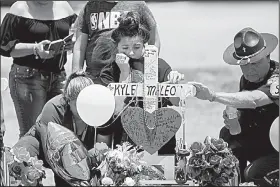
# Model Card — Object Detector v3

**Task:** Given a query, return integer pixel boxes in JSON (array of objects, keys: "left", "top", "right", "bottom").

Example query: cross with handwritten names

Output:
[
  {"left": 108, "top": 45, "right": 195, "bottom": 112},
  {"left": 107, "top": 46, "right": 196, "bottom": 180}
]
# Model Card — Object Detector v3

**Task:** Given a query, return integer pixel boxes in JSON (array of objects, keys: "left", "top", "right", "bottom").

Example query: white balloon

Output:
[
  {"left": 270, "top": 117, "right": 279, "bottom": 152},
  {"left": 77, "top": 84, "right": 115, "bottom": 127},
  {"left": 1, "top": 78, "right": 8, "bottom": 91}
]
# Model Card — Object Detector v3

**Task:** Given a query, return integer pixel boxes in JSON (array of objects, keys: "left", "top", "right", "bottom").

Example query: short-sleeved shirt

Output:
[
  {"left": 75, "top": 1, "right": 156, "bottom": 77},
  {"left": 0, "top": 13, "right": 77, "bottom": 73},
  {"left": 235, "top": 60, "right": 279, "bottom": 159}
]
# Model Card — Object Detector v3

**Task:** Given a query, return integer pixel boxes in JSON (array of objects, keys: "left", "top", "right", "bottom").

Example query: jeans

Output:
[{"left": 9, "top": 64, "right": 66, "bottom": 138}]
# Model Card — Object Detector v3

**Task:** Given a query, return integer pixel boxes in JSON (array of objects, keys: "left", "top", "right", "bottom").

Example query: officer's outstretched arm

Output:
[
  {"left": 213, "top": 90, "right": 274, "bottom": 109},
  {"left": 190, "top": 81, "right": 278, "bottom": 109}
]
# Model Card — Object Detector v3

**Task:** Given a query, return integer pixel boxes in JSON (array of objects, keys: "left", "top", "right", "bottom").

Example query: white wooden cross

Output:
[{"left": 107, "top": 45, "right": 195, "bottom": 180}]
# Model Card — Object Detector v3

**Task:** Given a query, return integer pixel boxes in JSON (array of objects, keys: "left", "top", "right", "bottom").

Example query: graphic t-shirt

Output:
[{"left": 75, "top": 1, "right": 156, "bottom": 77}]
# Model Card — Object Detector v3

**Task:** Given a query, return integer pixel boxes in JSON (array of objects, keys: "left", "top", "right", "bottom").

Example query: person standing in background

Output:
[
  {"left": 71, "top": 1, "right": 161, "bottom": 80},
  {"left": 0, "top": 1, "right": 77, "bottom": 138}
]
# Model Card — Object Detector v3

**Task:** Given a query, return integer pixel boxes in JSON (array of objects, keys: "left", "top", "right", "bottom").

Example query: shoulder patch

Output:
[
  {"left": 267, "top": 73, "right": 279, "bottom": 86},
  {"left": 270, "top": 81, "right": 279, "bottom": 97}
]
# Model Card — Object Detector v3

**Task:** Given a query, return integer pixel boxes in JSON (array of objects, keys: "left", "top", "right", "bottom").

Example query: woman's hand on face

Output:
[
  {"left": 167, "top": 71, "right": 184, "bottom": 84},
  {"left": 36, "top": 40, "right": 55, "bottom": 59},
  {"left": 115, "top": 53, "right": 130, "bottom": 73}
]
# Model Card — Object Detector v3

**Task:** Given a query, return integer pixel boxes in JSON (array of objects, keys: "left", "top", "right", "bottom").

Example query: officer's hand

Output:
[
  {"left": 223, "top": 109, "right": 241, "bottom": 134},
  {"left": 189, "top": 82, "right": 215, "bottom": 101}
]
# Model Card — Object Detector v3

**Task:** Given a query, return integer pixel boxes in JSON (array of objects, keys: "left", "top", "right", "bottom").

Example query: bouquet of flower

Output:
[
  {"left": 88, "top": 142, "right": 165, "bottom": 186},
  {"left": 6, "top": 147, "right": 45, "bottom": 186},
  {"left": 175, "top": 136, "right": 240, "bottom": 186}
]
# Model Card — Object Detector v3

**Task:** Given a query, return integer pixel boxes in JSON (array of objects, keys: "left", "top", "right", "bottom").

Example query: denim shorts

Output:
[{"left": 9, "top": 64, "right": 66, "bottom": 138}]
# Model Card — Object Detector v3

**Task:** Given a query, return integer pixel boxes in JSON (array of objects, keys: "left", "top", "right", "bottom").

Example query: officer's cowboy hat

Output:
[{"left": 223, "top": 27, "right": 278, "bottom": 65}]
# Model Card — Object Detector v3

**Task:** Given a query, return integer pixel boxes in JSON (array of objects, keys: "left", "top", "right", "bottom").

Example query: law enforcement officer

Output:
[{"left": 190, "top": 27, "right": 279, "bottom": 186}]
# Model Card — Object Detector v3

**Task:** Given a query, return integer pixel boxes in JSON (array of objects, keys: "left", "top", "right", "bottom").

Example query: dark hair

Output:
[
  {"left": 111, "top": 11, "right": 150, "bottom": 44},
  {"left": 91, "top": 33, "right": 118, "bottom": 65}
]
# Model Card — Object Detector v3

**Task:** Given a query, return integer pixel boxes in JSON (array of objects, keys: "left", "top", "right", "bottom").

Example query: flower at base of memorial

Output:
[
  {"left": 91, "top": 142, "right": 165, "bottom": 186},
  {"left": 204, "top": 136, "right": 230, "bottom": 154},
  {"left": 97, "top": 142, "right": 144, "bottom": 185},
  {"left": 7, "top": 147, "right": 46, "bottom": 186},
  {"left": 175, "top": 136, "right": 240, "bottom": 186},
  {"left": 11, "top": 146, "right": 30, "bottom": 163},
  {"left": 88, "top": 142, "right": 110, "bottom": 165},
  {"left": 190, "top": 142, "right": 206, "bottom": 155}
]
